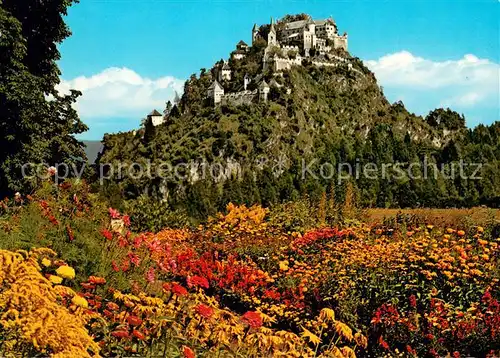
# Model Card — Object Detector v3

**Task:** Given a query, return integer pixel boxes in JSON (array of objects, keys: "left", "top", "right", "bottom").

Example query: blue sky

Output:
[{"left": 56, "top": 0, "right": 500, "bottom": 140}]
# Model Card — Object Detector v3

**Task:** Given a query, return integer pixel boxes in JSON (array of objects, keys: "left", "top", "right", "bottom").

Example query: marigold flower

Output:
[
  {"left": 56, "top": 265, "right": 75, "bottom": 279},
  {"left": 242, "top": 311, "right": 263, "bottom": 329},
  {"left": 457, "top": 230, "right": 466, "bottom": 237},
  {"left": 182, "top": 345, "right": 195, "bottom": 358},
  {"left": 195, "top": 304, "right": 214, "bottom": 319},
  {"left": 49, "top": 275, "right": 63, "bottom": 284},
  {"left": 71, "top": 295, "right": 89, "bottom": 308},
  {"left": 41, "top": 258, "right": 51, "bottom": 267}
]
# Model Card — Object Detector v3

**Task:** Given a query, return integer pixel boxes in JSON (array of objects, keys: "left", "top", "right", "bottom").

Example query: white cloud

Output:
[
  {"left": 365, "top": 51, "right": 499, "bottom": 109},
  {"left": 57, "top": 67, "right": 185, "bottom": 118}
]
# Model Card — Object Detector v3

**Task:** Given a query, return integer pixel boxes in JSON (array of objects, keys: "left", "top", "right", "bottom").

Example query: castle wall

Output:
[
  {"left": 332, "top": 35, "right": 348, "bottom": 51},
  {"left": 221, "top": 90, "right": 257, "bottom": 106}
]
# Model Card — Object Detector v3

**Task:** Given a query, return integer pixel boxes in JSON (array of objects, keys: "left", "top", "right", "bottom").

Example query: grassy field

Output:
[{"left": 366, "top": 207, "right": 500, "bottom": 227}]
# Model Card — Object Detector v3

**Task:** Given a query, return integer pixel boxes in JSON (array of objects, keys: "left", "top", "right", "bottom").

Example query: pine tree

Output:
[{"left": 0, "top": 1, "right": 87, "bottom": 196}]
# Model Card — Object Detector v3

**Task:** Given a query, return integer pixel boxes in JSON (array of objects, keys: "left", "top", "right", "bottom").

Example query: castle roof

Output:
[
  {"left": 284, "top": 20, "right": 308, "bottom": 30},
  {"left": 237, "top": 40, "right": 248, "bottom": 47},
  {"left": 259, "top": 80, "right": 269, "bottom": 89},
  {"left": 148, "top": 109, "right": 162, "bottom": 117},
  {"left": 222, "top": 62, "right": 231, "bottom": 70},
  {"left": 209, "top": 80, "right": 223, "bottom": 91},
  {"left": 252, "top": 23, "right": 258, "bottom": 31},
  {"left": 314, "top": 18, "right": 335, "bottom": 26}
]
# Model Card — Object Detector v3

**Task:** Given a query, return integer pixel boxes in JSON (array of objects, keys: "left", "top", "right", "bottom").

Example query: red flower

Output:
[
  {"left": 195, "top": 304, "right": 214, "bottom": 319},
  {"left": 145, "top": 267, "right": 155, "bottom": 283},
  {"left": 127, "top": 252, "right": 141, "bottom": 266},
  {"left": 109, "top": 207, "right": 120, "bottom": 219},
  {"left": 121, "top": 259, "right": 130, "bottom": 272},
  {"left": 188, "top": 275, "right": 209, "bottom": 289},
  {"left": 132, "top": 329, "right": 146, "bottom": 340},
  {"left": 409, "top": 294, "right": 417, "bottom": 308},
  {"left": 112, "top": 260, "right": 120, "bottom": 272},
  {"left": 66, "top": 225, "right": 74, "bottom": 242},
  {"left": 106, "top": 302, "right": 120, "bottom": 311},
  {"left": 111, "top": 330, "right": 129, "bottom": 339},
  {"left": 81, "top": 282, "right": 96, "bottom": 290},
  {"left": 171, "top": 283, "right": 188, "bottom": 296},
  {"left": 127, "top": 315, "right": 143, "bottom": 326},
  {"left": 182, "top": 346, "right": 195, "bottom": 358},
  {"left": 241, "top": 311, "right": 263, "bottom": 329},
  {"left": 122, "top": 215, "right": 131, "bottom": 227},
  {"left": 101, "top": 229, "right": 113, "bottom": 241},
  {"left": 406, "top": 345, "right": 417, "bottom": 355},
  {"left": 378, "top": 335, "right": 390, "bottom": 350}
]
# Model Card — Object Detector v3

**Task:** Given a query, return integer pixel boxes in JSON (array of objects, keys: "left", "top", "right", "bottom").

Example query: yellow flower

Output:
[
  {"left": 301, "top": 327, "right": 321, "bottom": 345},
  {"left": 279, "top": 261, "right": 289, "bottom": 271},
  {"left": 56, "top": 265, "right": 75, "bottom": 279},
  {"left": 319, "top": 308, "right": 335, "bottom": 322},
  {"left": 49, "top": 275, "right": 63, "bottom": 284},
  {"left": 71, "top": 295, "right": 89, "bottom": 308},
  {"left": 41, "top": 258, "right": 51, "bottom": 267},
  {"left": 334, "top": 320, "right": 353, "bottom": 341}
]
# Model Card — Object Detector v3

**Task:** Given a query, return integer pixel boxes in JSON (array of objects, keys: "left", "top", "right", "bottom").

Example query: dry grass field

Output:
[{"left": 366, "top": 207, "right": 500, "bottom": 227}]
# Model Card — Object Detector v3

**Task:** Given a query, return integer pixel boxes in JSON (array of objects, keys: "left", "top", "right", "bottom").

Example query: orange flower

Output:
[
  {"left": 127, "top": 315, "right": 143, "bottom": 326},
  {"left": 88, "top": 276, "right": 106, "bottom": 285},
  {"left": 457, "top": 230, "right": 465, "bottom": 237},
  {"left": 182, "top": 346, "right": 195, "bottom": 358},
  {"left": 132, "top": 329, "right": 146, "bottom": 340}
]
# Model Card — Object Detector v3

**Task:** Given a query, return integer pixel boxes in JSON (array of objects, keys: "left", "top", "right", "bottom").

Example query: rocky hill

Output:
[{"left": 97, "top": 14, "right": 500, "bottom": 218}]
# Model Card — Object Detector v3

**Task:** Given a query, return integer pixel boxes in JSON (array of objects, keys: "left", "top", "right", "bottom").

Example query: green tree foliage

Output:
[{"left": 0, "top": 0, "right": 87, "bottom": 197}]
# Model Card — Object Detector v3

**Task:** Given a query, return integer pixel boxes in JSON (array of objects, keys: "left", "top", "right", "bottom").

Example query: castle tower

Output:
[
  {"left": 267, "top": 17, "right": 277, "bottom": 47},
  {"left": 252, "top": 23, "right": 258, "bottom": 45},
  {"left": 147, "top": 109, "right": 164, "bottom": 127},
  {"left": 303, "top": 16, "right": 316, "bottom": 54},
  {"left": 259, "top": 80, "right": 270, "bottom": 102},
  {"left": 219, "top": 61, "right": 231, "bottom": 81},
  {"left": 207, "top": 80, "right": 224, "bottom": 106}
]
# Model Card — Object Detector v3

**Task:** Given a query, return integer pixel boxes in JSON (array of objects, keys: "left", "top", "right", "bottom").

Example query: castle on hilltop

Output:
[
  {"left": 253, "top": 15, "right": 348, "bottom": 55},
  {"left": 203, "top": 15, "right": 355, "bottom": 107}
]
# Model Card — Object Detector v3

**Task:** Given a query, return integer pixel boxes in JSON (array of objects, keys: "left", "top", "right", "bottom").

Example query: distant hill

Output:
[{"left": 83, "top": 140, "right": 103, "bottom": 163}]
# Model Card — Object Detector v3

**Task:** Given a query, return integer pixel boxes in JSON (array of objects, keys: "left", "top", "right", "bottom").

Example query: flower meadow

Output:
[{"left": 0, "top": 181, "right": 499, "bottom": 357}]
